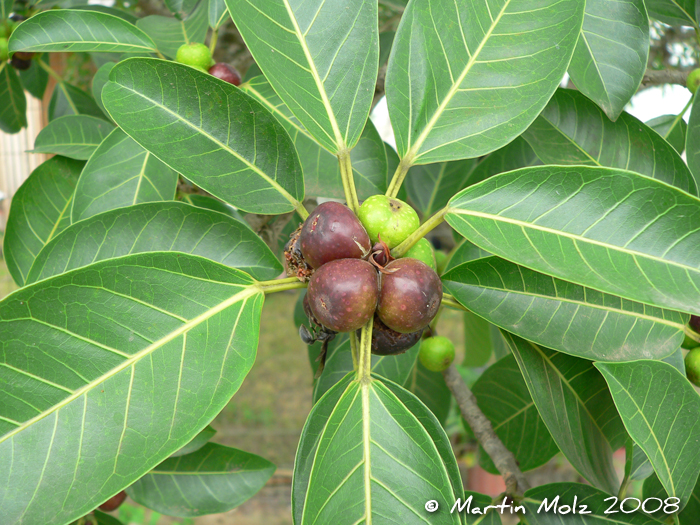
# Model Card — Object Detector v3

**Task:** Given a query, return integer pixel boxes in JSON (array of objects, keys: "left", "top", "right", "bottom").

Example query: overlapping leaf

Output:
[
  {"left": 645, "top": 0, "right": 697, "bottom": 27},
  {"left": 468, "top": 355, "right": 558, "bottom": 474},
  {"left": 443, "top": 239, "right": 492, "bottom": 274},
  {"left": 71, "top": 128, "right": 178, "bottom": 222},
  {"left": 0, "top": 63, "right": 27, "bottom": 133},
  {"left": 226, "top": 0, "right": 378, "bottom": 153},
  {"left": 170, "top": 425, "right": 215, "bottom": 457},
  {"left": 3, "top": 156, "right": 84, "bottom": 286},
  {"left": 31, "top": 115, "right": 114, "bottom": 160},
  {"left": 18, "top": 56, "right": 49, "bottom": 101},
  {"left": 27, "top": 201, "right": 282, "bottom": 283},
  {"left": 386, "top": 0, "right": 584, "bottom": 164},
  {"left": 1, "top": 0, "right": 12, "bottom": 20},
  {"left": 179, "top": 194, "right": 247, "bottom": 223},
  {"left": 137, "top": 0, "right": 208, "bottom": 58},
  {"left": 687, "top": 94, "right": 700, "bottom": 183},
  {"left": 648, "top": 114, "right": 687, "bottom": 155},
  {"left": 49, "top": 82, "right": 105, "bottom": 121},
  {"left": 461, "top": 311, "right": 504, "bottom": 367},
  {"left": 7, "top": 10, "right": 157, "bottom": 53},
  {"left": 446, "top": 166, "right": 700, "bottom": 315},
  {"left": 0, "top": 252, "right": 264, "bottom": 525},
  {"left": 443, "top": 256, "right": 686, "bottom": 361},
  {"left": 102, "top": 59, "right": 305, "bottom": 215},
  {"left": 208, "top": 0, "right": 228, "bottom": 29},
  {"left": 597, "top": 360, "right": 700, "bottom": 509},
  {"left": 504, "top": 332, "right": 624, "bottom": 494},
  {"left": 92, "top": 62, "right": 116, "bottom": 119},
  {"left": 163, "top": 0, "right": 198, "bottom": 19},
  {"left": 644, "top": 473, "right": 700, "bottom": 524},
  {"left": 405, "top": 160, "right": 478, "bottom": 218},
  {"left": 127, "top": 443, "right": 275, "bottom": 517},
  {"left": 242, "top": 75, "right": 388, "bottom": 199},
  {"left": 403, "top": 360, "right": 452, "bottom": 425},
  {"left": 523, "top": 89, "right": 696, "bottom": 194},
  {"left": 568, "top": 0, "right": 648, "bottom": 120}
]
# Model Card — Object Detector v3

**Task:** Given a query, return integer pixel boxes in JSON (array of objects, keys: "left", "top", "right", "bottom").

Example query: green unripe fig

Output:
[
  {"left": 175, "top": 42, "right": 212, "bottom": 71},
  {"left": 687, "top": 69, "right": 700, "bottom": 94},
  {"left": 419, "top": 336, "right": 455, "bottom": 372},
  {"left": 686, "top": 347, "right": 700, "bottom": 387},
  {"left": 357, "top": 195, "right": 419, "bottom": 249},
  {"left": 403, "top": 238, "right": 436, "bottom": 270}
]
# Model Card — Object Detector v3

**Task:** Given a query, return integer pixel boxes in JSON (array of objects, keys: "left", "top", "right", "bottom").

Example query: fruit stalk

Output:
[
  {"left": 357, "top": 316, "right": 374, "bottom": 382},
  {"left": 338, "top": 150, "right": 360, "bottom": 213},
  {"left": 442, "top": 364, "right": 531, "bottom": 495},
  {"left": 390, "top": 206, "right": 448, "bottom": 258},
  {"left": 258, "top": 276, "right": 307, "bottom": 294},
  {"left": 441, "top": 293, "right": 468, "bottom": 311},
  {"left": 350, "top": 331, "right": 359, "bottom": 370},
  {"left": 385, "top": 157, "right": 412, "bottom": 199}
]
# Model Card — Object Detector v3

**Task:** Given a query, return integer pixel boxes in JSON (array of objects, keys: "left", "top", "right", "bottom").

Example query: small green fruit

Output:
[
  {"left": 357, "top": 195, "right": 419, "bottom": 248},
  {"left": 419, "top": 336, "right": 455, "bottom": 372},
  {"left": 403, "top": 238, "right": 436, "bottom": 270},
  {"left": 434, "top": 250, "right": 448, "bottom": 274},
  {"left": 175, "top": 42, "right": 212, "bottom": 70},
  {"left": 0, "top": 38, "right": 8, "bottom": 62},
  {"left": 688, "top": 69, "right": 700, "bottom": 94},
  {"left": 686, "top": 347, "right": 700, "bottom": 387}
]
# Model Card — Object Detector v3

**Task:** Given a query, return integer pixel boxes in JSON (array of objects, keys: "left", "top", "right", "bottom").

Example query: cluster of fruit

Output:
[
  {"left": 175, "top": 42, "right": 241, "bottom": 86},
  {"left": 287, "top": 197, "right": 454, "bottom": 372},
  {"left": 0, "top": 15, "right": 34, "bottom": 70}
]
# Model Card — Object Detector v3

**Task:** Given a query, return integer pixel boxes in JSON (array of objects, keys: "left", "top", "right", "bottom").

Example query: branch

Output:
[
  {"left": 640, "top": 69, "right": 691, "bottom": 89},
  {"left": 442, "top": 364, "right": 531, "bottom": 495}
]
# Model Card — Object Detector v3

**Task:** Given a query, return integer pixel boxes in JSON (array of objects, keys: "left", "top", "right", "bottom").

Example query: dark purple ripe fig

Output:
[
  {"left": 10, "top": 56, "right": 31, "bottom": 70},
  {"left": 358, "top": 314, "right": 423, "bottom": 356},
  {"left": 377, "top": 258, "right": 442, "bottom": 333},
  {"left": 209, "top": 62, "right": 242, "bottom": 86},
  {"left": 299, "top": 202, "right": 371, "bottom": 269},
  {"left": 307, "top": 258, "right": 378, "bottom": 332},
  {"left": 99, "top": 490, "right": 127, "bottom": 511}
]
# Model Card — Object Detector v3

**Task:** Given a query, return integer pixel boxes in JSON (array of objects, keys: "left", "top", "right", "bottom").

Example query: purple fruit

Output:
[
  {"left": 358, "top": 314, "right": 423, "bottom": 356},
  {"left": 208, "top": 62, "right": 242, "bottom": 86}
]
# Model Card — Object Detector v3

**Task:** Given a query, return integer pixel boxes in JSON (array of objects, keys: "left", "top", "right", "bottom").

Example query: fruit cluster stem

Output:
[
  {"left": 357, "top": 316, "right": 374, "bottom": 383},
  {"left": 350, "top": 332, "right": 359, "bottom": 370},
  {"left": 441, "top": 293, "right": 468, "bottom": 311},
  {"left": 258, "top": 277, "right": 307, "bottom": 294},
  {"left": 385, "top": 157, "right": 412, "bottom": 199},
  {"left": 390, "top": 206, "right": 448, "bottom": 258},
  {"left": 338, "top": 150, "right": 360, "bottom": 213},
  {"left": 295, "top": 200, "right": 310, "bottom": 221}
]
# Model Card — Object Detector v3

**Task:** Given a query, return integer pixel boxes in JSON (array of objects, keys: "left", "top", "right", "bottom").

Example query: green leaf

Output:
[
  {"left": 467, "top": 136, "right": 541, "bottom": 185},
  {"left": 31, "top": 115, "right": 114, "bottom": 160},
  {"left": 92, "top": 62, "right": 116, "bottom": 120},
  {"left": 93, "top": 511, "right": 125, "bottom": 525},
  {"left": 295, "top": 378, "right": 461, "bottom": 524},
  {"left": 18, "top": 56, "right": 49, "bottom": 100},
  {"left": 379, "top": 31, "right": 395, "bottom": 68},
  {"left": 630, "top": 443, "right": 654, "bottom": 481},
  {"left": 645, "top": 0, "right": 697, "bottom": 27},
  {"left": 443, "top": 256, "right": 686, "bottom": 361},
  {"left": 179, "top": 194, "right": 247, "bottom": 223},
  {"left": 70, "top": 128, "right": 178, "bottom": 222},
  {"left": 170, "top": 424, "right": 215, "bottom": 457},
  {"left": 242, "top": 75, "right": 388, "bottom": 200},
  {"left": 7, "top": 10, "right": 157, "bottom": 53},
  {"left": 136, "top": 0, "right": 208, "bottom": 59},
  {"left": 1, "top": 0, "right": 12, "bottom": 20},
  {"left": 568, "top": 0, "right": 649, "bottom": 121},
  {"left": 0, "top": 63, "right": 27, "bottom": 134},
  {"left": 523, "top": 89, "right": 696, "bottom": 194},
  {"left": 386, "top": 0, "right": 584, "bottom": 164},
  {"left": 3, "top": 156, "right": 83, "bottom": 287},
  {"left": 226, "top": 0, "right": 379, "bottom": 153},
  {"left": 644, "top": 473, "right": 700, "bottom": 524},
  {"left": 0, "top": 252, "right": 264, "bottom": 525},
  {"left": 596, "top": 360, "right": 700, "bottom": 509},
  {"left": 687, "top": 94, "right": 700, "bottom": 184},
  {"left": 446, "top": 165, "right": 700, "bottom": 315},
  {"left": 163, "top": 0, "right": 198, "bottom": 19},
  {"left": 102, "top": 59, "right": 305, "bottom": 215},
  {"left": 469, "top": 355, "right": 558, "bottom": 474},
  {"left": 127, "top": 442, "right": 275, "bottom": 517},
  {"left": 647, "top": 114, "right": 688, "bottom": 155},
  {"left": 504, "top": 332, "right": 624, "bottom": 494},
  {"left": 208, "top": 0, "right": 228, "bottom": 29},
  {"left": 462, "top": 311, "right": 502, "bottom": 367},
  {"left": 49, "top": 82, "right": 106, "bottom": 121},
  {"left": 443, "top": 239, "right": 492, "bottom": 274},
  {"left": 405, "top": 160, "right": 478, "bottom": 218},
  {"left": 404, "top": 360, "right": 452, "bottom": 425},
  {"left": 523, "top": 482, "right": 664, "bottom": 524},
  {"left": 72, "top": 4, "right": 139, "bottom": 24},
  {"left": 27, "top": 201, "right": 282, "bottom": 283}
]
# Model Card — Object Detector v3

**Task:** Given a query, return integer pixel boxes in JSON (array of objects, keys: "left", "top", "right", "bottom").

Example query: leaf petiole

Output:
[
  {"left": 257, "top": 277, "right": 307, "bottom": 294},
  {"left": 441, "top": 293, "right": 468, "bottom": 312},
  {"left": 37, "top": 58, "right": 64, "bottom": 83},
  {"left": 385, "top": 156, "right": 412, "bottom": 198},
  {"left": 338, "top": 150, "right": 360, "bottom": 213},
  {"left": 209, "top": 29, "right": 219, "bottom": 55},
  {"left": 390, "top": 206, "right": 448, "bottom": 257}
]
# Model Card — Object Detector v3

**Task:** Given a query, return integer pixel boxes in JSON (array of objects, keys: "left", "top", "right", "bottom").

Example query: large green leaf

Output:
[
  {"left": 18, "top": 55, "right": 49, "bottom": 101},
  {"left": 49, "top": 82, "right": 105, "bottom": 121},
  {"left": 91, "top": 62, "right": 116, "bottom": 120},
  {"left": 523, "top": 483, "right": 664, "bottom": 524},
  {"left": 226, "top": 0, "right": 378, "bottom": 153},
  {"left": 443, "top": 256, "right": 686, "bottom": 361},
  {"left": 446, "top": 166, "right": 700, "bottom": 315},
  {"left": 208, "top": 0, "right": 227, "bottom": 28},
  {"left": 385, "top": 0, "right": 584, "bottom": 165},
  {"left": 3, "top": 156, "right": 83, "bottom": 287},
  {"left": 136, "top": 0, "right": 208, "bottom": 59},
  {"left": 7, "top": 10, "right": 157, "bottom": 53},
  {"left": 0, "top": 252, "right": 264, "bottom": 525},
  {"left": 405, "top": 160, "right": 478, "bottom": 218},
  {"left": 170, "top": 424, "right": 215, "bottom": 457},
  {"left": 27, "top": 201, "right": 282, "bottom": 283},
  {"left": 687, "top": 94, "right": 700, "bottom": 183},
  {"left": 523, "top": 89, "right": 696, "bottom": 194},
  {"left": 70, "top": 128, "right": 178, "bottom": 222},
  {"left": 295, "top": 377, "right": 461, "bottom": 524},
  {"left": 568, "top": 0, "right": 649, "bottom": 120},
  {"left": 127, "top": 442, "right": 275, "bottom": 517},
  {"left": 644, "top": 473, "right": 700, "bottom": 524},
  {"left": 596, "top": 360, "right": 700, "bottom": 509},
  {"left": 242, "top": 74, "right": 388, "bottom": 200},
  {"left": 443, "top": 239, "right": 492, "bottom": 274},
  {"left": 31, "top": 115, "right": 114, "bottom": 160},
  {"left": 163, "top": 0, "right": 198, "bottom": 19},
  {"left": 644, "top": 0, "right": 697, "bottom": 27},
  {"left": 0, "top": 63, "right": 27, "bottom": 134},
  {"left": 462, "top": 311, "right": 503, "bottom": 367},
  {"left": 403, "top": 360, "right": 452, "bottom": 425},
  {"left": 179, "top": 194, "right": 247, "bottom": 223},
  {"left": 468, "top": 355, "right": 558, "bottom": 475},
  {"left": 102, "top": 59, "right": 305, "bottom": 215},
  {"left": 466, "top": 136, "right": 540, "bottom": 185},
  {"left": 648, "top": 114, "right": 688, "bottom": 155},
  {"left": 504, "top": 332, "right": 624, "bottom": 494}
]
